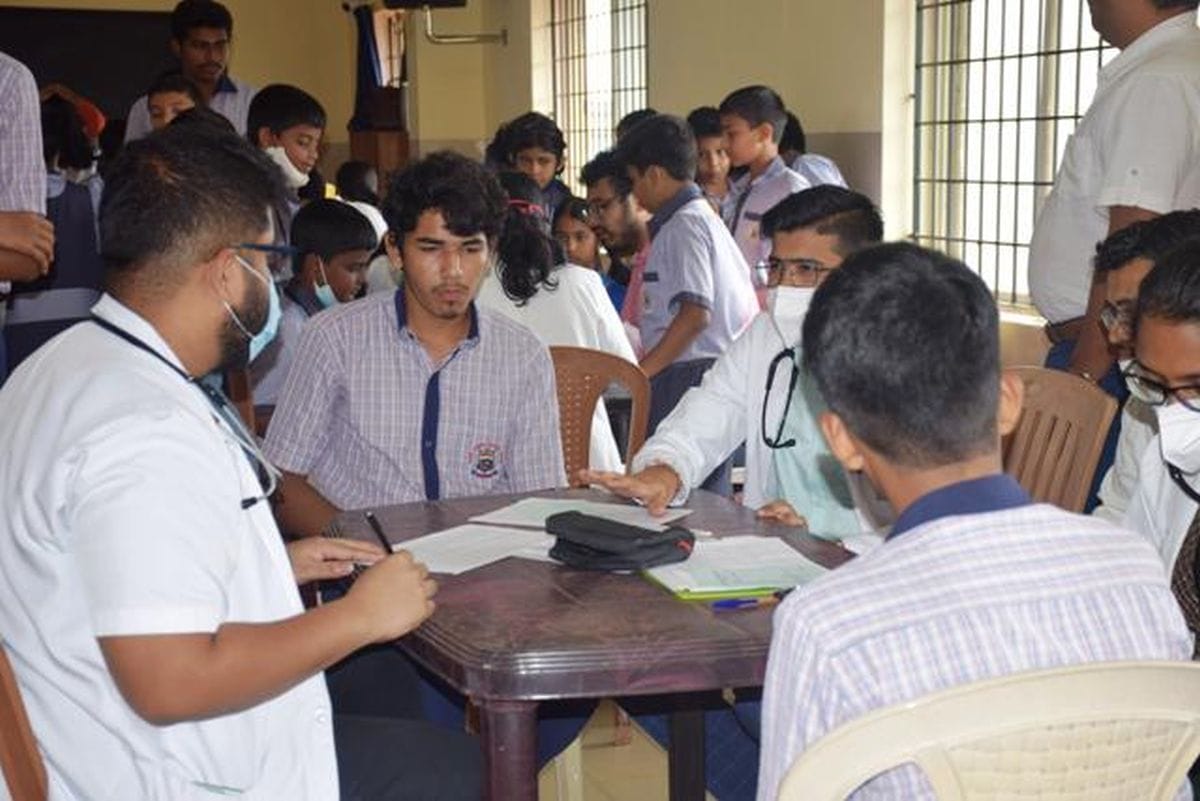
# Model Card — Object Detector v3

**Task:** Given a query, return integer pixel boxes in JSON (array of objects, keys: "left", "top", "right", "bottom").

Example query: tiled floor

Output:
[{"left": 536, "top": 701, "right": 716, "bottom": 801}]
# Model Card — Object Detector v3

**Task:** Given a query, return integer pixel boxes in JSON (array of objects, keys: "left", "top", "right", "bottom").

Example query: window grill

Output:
[
  {"left": 551, "top": 0, "right": 647, "bottom": 194},
  {"left": 913, "top": 0, "right": 1115, "bottom": 306}
]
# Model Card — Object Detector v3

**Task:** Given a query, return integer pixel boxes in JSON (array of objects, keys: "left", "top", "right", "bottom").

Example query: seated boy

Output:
[
  {"left": 585, "top": 185, "right": 883, "bottom": 531},
  {"left": 719, "top": 85, "right": 810, "bottom": 303},
  {"left": 263, "top": 151, "right": 565, "bottom": 538},
  {"left": 756, "top": 242, "right": 1192, "bottom": 800},
  {"left": 614, "top": 113, "right": 759, "bottom": 492},
  {"left": 146, "top": 71, "right": 202, "bottom": 131},
  {"left": 251, "top": 199, "right": 377, "bottom": 406},
  {"left": 246, "top": 83, "right": 326, "bottom": 256}
]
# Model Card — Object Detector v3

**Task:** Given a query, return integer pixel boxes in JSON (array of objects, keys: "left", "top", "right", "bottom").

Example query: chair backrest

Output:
[
  {"left": 777, "top": 661, "right": 1200, "bottom": 801},
  {"left": 1003, "top": 366, "right": 1117, "bottom": 512},
  {"left": 0, "top": 642, "right": 46, "bottom": 801},
  {"left": 549, "top": 346, "right": 650, "bottom": 487}
]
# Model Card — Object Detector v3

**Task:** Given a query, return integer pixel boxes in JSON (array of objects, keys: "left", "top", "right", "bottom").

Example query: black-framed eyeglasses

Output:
[
  {"left": 1121, "top": 360, "right": 1200, "bottom": 411},
  {"left": 236, "top": 241, "right": 297, "bottom": 275},
  {"left": 758, "top": 257, "right": 833, "bottom": 286},
  {"left": 762, "top": 348, "right": 800, "bottom": 449}
]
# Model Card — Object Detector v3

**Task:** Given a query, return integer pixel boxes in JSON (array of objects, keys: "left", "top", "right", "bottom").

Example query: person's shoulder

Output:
[
  {"left": 476, "top": 303, "right": 546, "bottom": 348},
  {"left": 307, "top": 290, "right": 394, "bottom": 333},
  {"left": 0, "top": 51, "right": 33, "bottom": 82}
]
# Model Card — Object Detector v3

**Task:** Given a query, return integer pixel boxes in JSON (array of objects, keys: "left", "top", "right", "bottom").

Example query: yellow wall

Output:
[{"left": 4, "top": 0, "right": 356, "bottom": 151}]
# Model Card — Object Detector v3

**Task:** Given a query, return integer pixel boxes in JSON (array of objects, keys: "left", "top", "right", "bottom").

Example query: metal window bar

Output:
[
  {"left": 913, "top": 0, "right": 1115, "bottom": 307},
  {"left": 550, "top": 0, "right": 647, "bottom": 195}
]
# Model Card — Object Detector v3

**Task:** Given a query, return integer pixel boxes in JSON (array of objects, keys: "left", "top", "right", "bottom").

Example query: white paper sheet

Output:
[
  {"left": 394, "top": 524, "right": 554, "bottom": 575},
  {"left": 469, "top": 497, "right": 692, "bottom": 531},
  {"left": 645, "top": 536, "right": 829, "bottom": 596}
]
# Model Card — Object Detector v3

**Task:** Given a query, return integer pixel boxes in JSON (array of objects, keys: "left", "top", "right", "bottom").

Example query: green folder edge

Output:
[{"left": 641, "top": 570, "right": 785, "bottom": 601}]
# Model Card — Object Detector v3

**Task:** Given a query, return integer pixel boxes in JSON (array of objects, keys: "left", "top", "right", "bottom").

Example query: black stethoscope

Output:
[
  {"left": 89, "top": 315, "right": 278, "bottom": 509},
  {"left": 761, "top": 347, "right": 799, "bottom": 449}
]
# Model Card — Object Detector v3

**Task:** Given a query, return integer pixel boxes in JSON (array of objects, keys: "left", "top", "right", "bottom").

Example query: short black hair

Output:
[
  {"left": 335, "top": 160, "right": 379, "bottom": 205},
  {"left": 170, "top": 0, "right": 233, "bottom": 41},
  {"left": 381, "top": 150, "right": 507, "bottom": 245},
  {"left": 290, "top": 199, "right": 378, "bottom": 274},
  {"left": 41, "top": 96, "right": 94, "bottom": 171},
  {"left": 502, "top": 112, "right": 566, "bottom": 165},
  {"left": 246, "top": 84, "right": 326, "bottom": 144},
  {"left": 616, "top": 108, "right": 658, "bottom": 140},
  {"left": 614, "top": 114, "right": 696, "bottom": 182},
  {"left": 553, "top": 195, "right": 589, "bottom": 230},
  {"left": 781, "top": 111, "right": 806, "bottom": 155},
  {"left": 761, "top": 186, "right": 884, "bottom": 255},
  {"left": 1094, "top": 209, "right": 1200, "bottom": 274},
  {"left": 579, "top": 149, "right": 632, "bottom": 197},
  {"left": 147, "top": 70, "right": 203, "bottom": 104},
  {"left": 719, "top": 85, "right": 788, "bottom": 145},
  {"left": 100, "top": 124, "right": 281, "bottom": 293},
  {"left": 1135, "top": 239, "right": 1200, "bottom": 327},
  {"left": 686, "top": 106, "right": 722, "bottom": 140},
  {"left": 802, "top": 242, "right": 1000, "bottom": 468},
  {"left": 169, "top": 105, "right": 236, "bottom": 136}
]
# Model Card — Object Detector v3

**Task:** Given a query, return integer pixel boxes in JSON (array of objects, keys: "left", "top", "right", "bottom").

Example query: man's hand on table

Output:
[
  {"left": 756, "top": 499, "right": 808, "bottom": 529},
  {"left": 344, "top": 550, "right": 438, "bottom": 643},
  {"left": 578, "top": 463, "right": 682, "bottom": 516}
]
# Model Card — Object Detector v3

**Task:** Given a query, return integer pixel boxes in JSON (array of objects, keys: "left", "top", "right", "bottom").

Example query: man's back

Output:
[{"left": 758, "top": 500, "right": 1193, "bottom": 800}]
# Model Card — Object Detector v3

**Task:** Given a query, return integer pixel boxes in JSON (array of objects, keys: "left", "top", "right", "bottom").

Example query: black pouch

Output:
[{"left": 547, "top": 511, "right": 695, "bottom": 571}]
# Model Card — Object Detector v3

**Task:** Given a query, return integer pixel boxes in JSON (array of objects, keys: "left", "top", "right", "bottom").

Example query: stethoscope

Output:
[{"left": 89, "top": 315, "right": 279, "bottom": 510}]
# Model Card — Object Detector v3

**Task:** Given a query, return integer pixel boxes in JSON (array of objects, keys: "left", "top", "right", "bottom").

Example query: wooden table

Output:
[{"left": 334, "top": 488, "right": 851, "bottom": 801}]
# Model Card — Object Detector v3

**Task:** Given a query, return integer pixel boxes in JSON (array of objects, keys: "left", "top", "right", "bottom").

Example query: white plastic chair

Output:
[{"left": 777, "top": 661, "right": 1200, "bottom": 801}]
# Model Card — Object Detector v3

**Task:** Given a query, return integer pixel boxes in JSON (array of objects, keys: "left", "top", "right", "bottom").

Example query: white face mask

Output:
[
  {"left": 265, "top": 146, "right": 309, "bottom": 191},
  {"left": 1155, "top": 401, "right": 1200, "bottom": 475},
  {"left": 766, "top": 286, "right": 816, "bottom": 348}
]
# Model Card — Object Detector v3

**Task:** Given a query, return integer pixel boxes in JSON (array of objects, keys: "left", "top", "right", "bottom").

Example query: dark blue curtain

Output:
[{"left": 350, "top": 5, "right": 383, "bottom": 131}]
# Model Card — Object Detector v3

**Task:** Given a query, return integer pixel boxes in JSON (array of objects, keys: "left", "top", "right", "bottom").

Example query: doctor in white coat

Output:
[{"left": 583, "top": 186, "right": 884, "bottom": 527}]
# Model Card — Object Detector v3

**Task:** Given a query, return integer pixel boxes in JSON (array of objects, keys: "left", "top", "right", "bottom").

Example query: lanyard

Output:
[{"left": 88, "top": 315, "right": 276, "bottom": 509}]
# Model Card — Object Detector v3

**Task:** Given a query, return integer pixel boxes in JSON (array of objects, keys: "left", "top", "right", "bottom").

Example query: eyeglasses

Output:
[
  {"left": 1099, "top": 300, "right": 1134, "bottom": 334},
  {"left": 586, "top": 196, "right": 618, "bottom": 217},
  {"left": 759, "top": 257, "right": 834, "bottom": 286},
  {"left": 1121, "top": 360, "right": 1200, "bottom": 411},
  {"left": 762, "top": 348, "right": 800, "bottom": 449}
]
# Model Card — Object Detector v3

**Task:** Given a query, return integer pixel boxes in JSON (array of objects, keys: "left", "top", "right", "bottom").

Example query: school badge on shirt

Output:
[{"left": 469, "top": 442, "right": 502, "bottom": 479}]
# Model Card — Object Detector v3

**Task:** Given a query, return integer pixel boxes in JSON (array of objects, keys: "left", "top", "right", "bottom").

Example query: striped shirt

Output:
[
  {"left": 0, "top": 52, "right": 44, "bottom": 216},
  {"left": 721, "top": 156, "right": 809, "bottom": 291},
  {"left": 263, "top": 290, "right": 566, "bottom": 510},
  {"left": 757, "top": 476, "right": 1193, "bottom": 801}
]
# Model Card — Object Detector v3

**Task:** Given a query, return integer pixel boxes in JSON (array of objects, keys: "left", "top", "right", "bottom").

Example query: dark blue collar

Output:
[
  {"left": 283, "top": 283, "right": 323, "bottom": 317},
  {"left": 216, "top": 73, "right": 238, "bottom": 94},
  {"left": 888, "top": 474, "right": 1031, "bottom": 540},
  {"left": 648, "top": 183, "right": 704, "bottom": 240},
  {"left": 393, "top": 289, "right": 479, "bottom": 341}
]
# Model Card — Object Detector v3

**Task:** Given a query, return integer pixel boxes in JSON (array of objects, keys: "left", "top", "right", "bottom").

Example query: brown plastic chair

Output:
[
  {"left": 1003, "top": 366, "right": 1118, "bottom": 513},
  {"left": 0, "top": 642, "right": 46, "bottom": 801},
  {"left": 549, "top": 346, "right": 649, "bottom": 487}
]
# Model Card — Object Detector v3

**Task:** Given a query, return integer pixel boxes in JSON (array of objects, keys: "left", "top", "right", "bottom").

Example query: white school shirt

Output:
[
  {"left": 789, "top": 153, "right": 848, "bottom": 189},
  {"left": 124, "top": 75, "right": 256, "bottom": 142},
  {"left": 1027, "top": 13, "right": 1200, "bottom": 323},
  {"left": 476, "top": 263, "right": 636, "bottom": 472},
  {"left": 0, "top": 294, "right": 338, "bottom": 800},
  {"left": 1122, "top": 432, "right": 1199, "bottom": 571},
  {"left": 722, "top": 157, "right": 810, "bottom": 291},
  {"left": 1093, "top": 396, "right": 1158, "bottom": 523}
]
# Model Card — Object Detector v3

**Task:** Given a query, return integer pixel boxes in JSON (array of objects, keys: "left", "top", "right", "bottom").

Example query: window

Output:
[
  {"left": 551, "top": 0, "right": 647, "bottom": 193},
  {"left": 913, "top": 0, "right": 1116, "bottom": 306}
]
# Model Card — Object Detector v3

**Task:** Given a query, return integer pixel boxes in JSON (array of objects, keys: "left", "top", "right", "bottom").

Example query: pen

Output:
[
  {"left": 364, "top": 511, "right": 393, "bottom": 553},
  {"left": 710, "top": 589, "right": 793, "bottom": 611}
]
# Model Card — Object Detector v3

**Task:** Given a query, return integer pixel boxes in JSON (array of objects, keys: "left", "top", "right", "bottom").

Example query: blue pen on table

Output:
[{"left": 711, "top": 589, "right": 792, "bottom": 611}]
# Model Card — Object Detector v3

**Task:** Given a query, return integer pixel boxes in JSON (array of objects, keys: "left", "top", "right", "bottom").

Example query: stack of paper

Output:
[
  {"left": 645, "top": 536, "right": 829, "bottom": 600},
  {"left": 391, "top": 524, "right": 553, "bottom": 575},
  {"left": 470, "top": 497, "right": 691, "bottom": 531}
]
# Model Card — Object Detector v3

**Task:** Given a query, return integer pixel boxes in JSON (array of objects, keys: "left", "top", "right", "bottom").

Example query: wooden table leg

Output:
[
  {"left": 478, "top": 699, "right": 539, "bottom": 801},
  {"left": 668, "top": 708, "right": 706, "bottom": 801}
]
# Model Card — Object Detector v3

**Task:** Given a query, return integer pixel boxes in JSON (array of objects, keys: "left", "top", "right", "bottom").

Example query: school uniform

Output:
[
  {"left": 722, "top": 157, "right": 810, "bottom": 301},
  {"left": 124, "top": 74, "right": 256, "bottom": 142}
]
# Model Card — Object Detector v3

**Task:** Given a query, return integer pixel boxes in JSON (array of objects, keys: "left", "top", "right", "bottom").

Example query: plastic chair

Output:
[
  {"left": 0, "top": 642, "right": 46, "bottom": 801},
  {"left": 1003, "top": 366, "right": 1118, "bottom": 512},
  {"left": 776, "top": 661, "right": 1200, "bottom": 801},
  {"left": 549, "top": 346, "right": 650, "bottom": 487}
]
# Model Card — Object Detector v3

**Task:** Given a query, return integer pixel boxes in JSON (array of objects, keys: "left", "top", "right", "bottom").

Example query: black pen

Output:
[{"left": 364, "top": 511, "right": 393, "bottom": 554}]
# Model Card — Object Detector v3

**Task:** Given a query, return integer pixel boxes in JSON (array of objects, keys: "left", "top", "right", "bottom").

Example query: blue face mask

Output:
[
  {"left": 314, "top": 259, "right": 339, "bottom": 309},
  {"left": 227, "top": 254, "right": 282, "bottom": 363}
]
